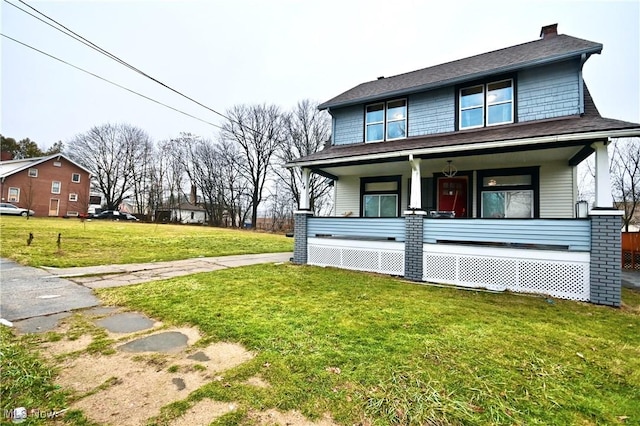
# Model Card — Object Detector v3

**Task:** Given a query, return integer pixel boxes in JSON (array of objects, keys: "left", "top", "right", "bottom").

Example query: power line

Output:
[
  {"left": 5, "top": 0, "right": 258, "bottom": 134},
  {"left": 1, "top": 33, "right": 225, "bottom": 131}
]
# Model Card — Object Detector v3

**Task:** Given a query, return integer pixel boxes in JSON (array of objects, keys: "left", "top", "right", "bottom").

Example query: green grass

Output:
[
  {"left": 97, "top": 264, "right": 640, "bottom": 425},
  {"left": 0, "top": 326, "right": 96, "bottom": 425},
  {"left": 0, "top": 216, "right": 292, "bottom": 267}
]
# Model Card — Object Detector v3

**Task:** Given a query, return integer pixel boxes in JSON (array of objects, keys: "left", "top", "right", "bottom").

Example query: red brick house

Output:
[{"left": 0, "top": 154, "right": 92, "bottom": 217}]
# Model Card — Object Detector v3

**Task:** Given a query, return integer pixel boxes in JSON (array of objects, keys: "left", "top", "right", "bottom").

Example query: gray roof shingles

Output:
[{"left": 319, "top": 34, "right": 602, "bottom": 110}]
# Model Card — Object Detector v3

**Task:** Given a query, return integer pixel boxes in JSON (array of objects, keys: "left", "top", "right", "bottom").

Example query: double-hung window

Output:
[
  {"left": 365, "top": 99, "right": 407, "bottom": 142},
  {"left": 8, "top": 187, "right": 20, "bottom": 202},
  {"left": 361, "top": 176, "right": 401, "bottom": 217},
  {"left": 459, "top": 79, "right": 513, "bottom": 129},
  {"left": 71, "top": 173, "right": 81, "bottom": 183},
  {"left": 51, "top": 181, "right": 61, "bottom": 194}
]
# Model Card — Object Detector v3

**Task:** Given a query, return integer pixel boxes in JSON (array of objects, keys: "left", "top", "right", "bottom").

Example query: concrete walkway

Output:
[
  {"left": 622, "top": 269, "right": 640, "bottom": 289},
  {"left": 42, "top": 252, "right": 293, "bottom": 289},
  {"left": 1, "top": 252, "right": 292, "bottom": 325}
]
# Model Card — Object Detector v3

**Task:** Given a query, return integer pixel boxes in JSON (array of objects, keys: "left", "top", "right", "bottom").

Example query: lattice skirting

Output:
[
  {"left": 307, "top": 238, "right": 405, "bottom": 276},
  {"left": 423, "top": 244, "right": 590, "bottom": 301}
]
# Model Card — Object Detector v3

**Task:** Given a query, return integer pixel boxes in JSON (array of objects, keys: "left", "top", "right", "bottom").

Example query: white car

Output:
[{"left": 0, "top": 203, "right": 35, "bottom": 216}]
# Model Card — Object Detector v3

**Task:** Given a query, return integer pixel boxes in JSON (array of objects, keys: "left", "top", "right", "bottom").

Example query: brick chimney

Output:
[{"left": 540, "top": 24, "right": 558, "bottom": 39}]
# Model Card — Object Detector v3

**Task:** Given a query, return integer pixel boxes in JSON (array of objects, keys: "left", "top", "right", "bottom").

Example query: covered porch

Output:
[{"left": 291, "top": 139, "right": 623, "bottom": 306}]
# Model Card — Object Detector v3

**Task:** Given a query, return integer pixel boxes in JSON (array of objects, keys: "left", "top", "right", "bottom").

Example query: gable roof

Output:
[
  {"left": 288, "top": 85, "right": 640, "bottom": 168},
  {"left": 319, "top": 33, "right": 602, "bottom": 110},
  {"left": 0, "top": 153, "right": 92, "bottom": 178}
]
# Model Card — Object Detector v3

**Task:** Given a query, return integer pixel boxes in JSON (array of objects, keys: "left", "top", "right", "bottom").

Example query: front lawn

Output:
[
  {"left": 98, "top": 264, "right": 640, "bottom": 425},
  {"left": 0, "top": 217, "right": 292, "bottom": 267}
]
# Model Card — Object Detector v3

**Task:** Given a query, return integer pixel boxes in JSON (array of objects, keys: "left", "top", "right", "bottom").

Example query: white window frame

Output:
[
  {"left": 69, "top": 193, "right": 78, "bottom": 202},
  {"left": 459, "top": 79, "right": 514, "bottom": 129},
  {"left": 53, "top": 161, "right": 61, "bottom": 167},
  {"left": 71, "top": 173, "right": 81, "bottom": 183},
  {"left": 8, "top": 187, "right": 20, "bottom": 202},
  {"left": 459, "top": 85, "right": 485, "bottom": 130},
  {"left": 51, "top": 181, "right": 61, "bottom": 194},
  {"left": 365, "top": 99, "right": 407, "bottom": 143},
  {"left": 365, "top": 102, "right": 385, "bottom": 142},
  {"left": 28, "top": 168, "right": 38, "bottom": 177}
]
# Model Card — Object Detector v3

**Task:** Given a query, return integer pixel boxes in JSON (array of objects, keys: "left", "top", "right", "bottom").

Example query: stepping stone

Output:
[
  {"left": 187, "top": 351, "right": 210, "bottom": 362},
  {"left": 118, "top": 331, "right": 188, "bottom": 353},
  {"left": 172, "top": 377, "right": 186, "bottom": 390},
  {"left": 13, "top": 312, "right": 71, "bottom": 333},
  {"left": 95, "top": 312, "right": 155, "bottom": 333}
]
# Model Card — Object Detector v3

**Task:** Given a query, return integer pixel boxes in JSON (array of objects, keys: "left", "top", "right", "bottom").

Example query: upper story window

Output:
[
  {"left": 365, "top": 99, "right": 407, "bottom": 142},
  {"left": 71, "top": 173, "right": 81, "bottom": 183},
  {"left": 459, "top": 79, "right": 513, "bottom": 129},
  {"left": 51, "top": 181, "right": 61, "bottom": 194},
  {"left": 28, "top": 168, "right": 38, "bottom": 177},
  {"left": 53, "top": 161, "right": 62, "bottom": 167}
]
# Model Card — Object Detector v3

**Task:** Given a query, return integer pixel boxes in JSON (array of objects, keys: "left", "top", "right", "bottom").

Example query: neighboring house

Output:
[
  {"left": 286, "top": 24, "right": 640, "bottom": 307},
  {"left": 0, "top": 154, "right": 92, "bottom": 217},
  {"left": 156, "top": 202, "right": 207, "bottom": 224}
]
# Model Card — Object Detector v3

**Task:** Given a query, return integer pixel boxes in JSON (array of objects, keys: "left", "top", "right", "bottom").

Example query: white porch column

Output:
[
  {"left": 300, "top": 167, "right": 311, "bottom": 210},
  {"left": 593, "top": 141, "right": 613, "bottom": 208},
  {"left": 409, "top": 154, "right": 422, "bottom": 209}
]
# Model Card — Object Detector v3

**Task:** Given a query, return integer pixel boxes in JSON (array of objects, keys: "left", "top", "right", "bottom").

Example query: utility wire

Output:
[
  {"left": 6, "top": 0, "right": 257, "bottom": 134},
  {"left": 1, "top": 33, "right": 225, "bottom": 130}
]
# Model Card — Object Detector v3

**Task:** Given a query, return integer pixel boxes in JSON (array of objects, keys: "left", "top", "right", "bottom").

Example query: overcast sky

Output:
[{"left": 1, "top": 0, "right": 639, "bottom": 149}]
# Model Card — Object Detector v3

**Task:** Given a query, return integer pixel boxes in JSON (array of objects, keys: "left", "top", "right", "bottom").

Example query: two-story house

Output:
[
  {"left": 0, "top": 153, "right": 92, "bottom": 217},
  {"left": 286, "top": 24, "right": 640, "bottom": 307}
]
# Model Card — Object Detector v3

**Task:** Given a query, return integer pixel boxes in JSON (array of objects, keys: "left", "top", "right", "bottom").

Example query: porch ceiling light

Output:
[{"left": 443, "top": 160, "right": 458, "bottom": 178}]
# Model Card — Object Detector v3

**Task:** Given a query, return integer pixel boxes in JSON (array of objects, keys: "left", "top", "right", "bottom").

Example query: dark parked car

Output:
[
  {"left": 90, "top": 210, "right": 139, "bottom": 221},
  {"left": 0, "top": 203, "right": 35, "bottom": 216}
]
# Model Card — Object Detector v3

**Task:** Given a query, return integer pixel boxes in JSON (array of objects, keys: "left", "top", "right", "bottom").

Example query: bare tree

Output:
[
  {"left": 611, "top": 137, "right": 640, "bottom": 232},
  {"left": 67, "top": 123, "right": 152, "bottom": 210},
  {"left": 274, "top": 100, "right": 333, "bottom": 214},
  {"left": 220, "top": 104, "right": 285, "bottom": 228}
]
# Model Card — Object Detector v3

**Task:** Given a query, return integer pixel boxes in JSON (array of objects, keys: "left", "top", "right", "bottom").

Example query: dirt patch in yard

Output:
[{"left": 28, "top": 309, "right": 339, "bottom": 425}]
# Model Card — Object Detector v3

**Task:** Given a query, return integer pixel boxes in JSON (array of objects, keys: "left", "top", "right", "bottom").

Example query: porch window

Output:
[
  {"left": 459, "top": 79, "right": 513, "bottom": 129},
  {"left": 478, "top": 168, "right": 538, "bottom": 218},
  {"left": 364, "top": 195, "right": 398, "bottom": 217},
  {"left": 360, "top": 176, "right": 401, "bottom": 217},
  {"left": 365, "top": 99, "right": 407, "bottom": 142}
]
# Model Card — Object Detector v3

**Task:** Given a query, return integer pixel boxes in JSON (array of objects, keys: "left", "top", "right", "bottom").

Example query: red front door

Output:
[{"left": 437, "top": 177, "right": 468, "bottom": 218}]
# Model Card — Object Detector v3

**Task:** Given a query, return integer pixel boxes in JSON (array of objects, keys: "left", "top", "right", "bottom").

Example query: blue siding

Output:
[
  {"left": 408, "top": 87, "right": 455, "bottom": 136},
  {"left": 518, "top": 60, "right": 581, "bottom": 122},
  {"left": 308, "top": 217, "right": 405, "bottom": 241},
  {"left": 332, "top": 105, "right": 364, "bottom": 145},
  {"left": 423, "top": 218, "right": 590, "bottom": 251}
]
